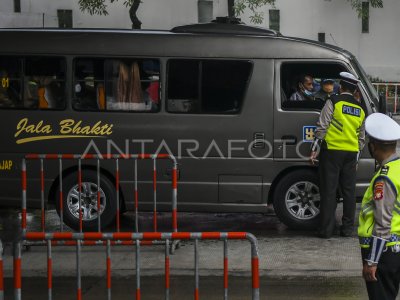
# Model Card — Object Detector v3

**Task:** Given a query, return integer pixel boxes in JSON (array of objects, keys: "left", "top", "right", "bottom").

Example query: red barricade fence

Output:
[
  {"left": 13, "top": 153, "right": 261, "bottom": 299},
  {"left": 21, "top": 154, "right": 178, "bottom": 234},
  {"left": 13, "top": 232, "right": 260, "bottom": 300},
  {"left": 373, "top": 82, "right": 400, "bottom": 114}
]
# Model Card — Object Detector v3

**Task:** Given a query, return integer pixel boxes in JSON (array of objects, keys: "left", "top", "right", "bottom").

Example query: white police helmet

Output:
[
  {"left": 366, "top": 113, "right": 400, "bottom": 142},
  {"left": 340, "top": 72, "right": 360, "bottom": 86}
]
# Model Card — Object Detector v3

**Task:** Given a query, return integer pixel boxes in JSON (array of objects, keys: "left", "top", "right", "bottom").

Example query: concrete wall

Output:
[
  {"left": 0, "top": 0, "right": 398, "bottom": 81},
  {"left": 0, "top": 0, "right": 227, "bottom": 29},
  {"left": 239, "top": 0, "right": 400, "bottom": 81}
]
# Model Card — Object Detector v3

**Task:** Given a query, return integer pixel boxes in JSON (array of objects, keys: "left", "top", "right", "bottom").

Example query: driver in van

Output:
[{"left": 289, "top": 74, "right": 315, "bottom": 101}]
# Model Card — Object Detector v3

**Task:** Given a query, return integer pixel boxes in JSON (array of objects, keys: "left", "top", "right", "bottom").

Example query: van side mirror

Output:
[{"left": 379, "top": 93, "right": 387, "bottom": 114}]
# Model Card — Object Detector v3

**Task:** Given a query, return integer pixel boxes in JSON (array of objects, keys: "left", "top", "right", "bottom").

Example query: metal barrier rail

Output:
[
  {"left": 0, "top": 240, "right": 3, "bottom": 300},
  {"left": 22, "top": 154, "right": 178, "bottom": 234},
  {"left": 13, "top": 232, "right": 260, "bottom": 300},
  {"left": 372, "top": 82, "right": 400, "bottom": 113}
]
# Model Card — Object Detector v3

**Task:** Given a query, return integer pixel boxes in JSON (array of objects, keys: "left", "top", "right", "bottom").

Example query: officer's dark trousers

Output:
[
  {"left": 363, "top": 250, "right": 400, "bottom": 300},
  {"left": 318, "top": 149, "right": 357, "bottom": 237}
]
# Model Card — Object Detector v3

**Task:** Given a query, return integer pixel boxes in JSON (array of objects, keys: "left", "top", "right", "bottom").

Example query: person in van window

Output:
[
  {"left": 314, "top": 78, "right": 335, "bottom": 101},
  {"left": 289, "top": 74, "right": 314, "bottom": 101},
  {"left": 353, "top": 88, "right": 362, "bottom": 102},
  {"left": 32, "top": 76, "right": 61, "bottom": 109},
  {"left": 310, "top": 72, "right": 366, "bottom": 238}
]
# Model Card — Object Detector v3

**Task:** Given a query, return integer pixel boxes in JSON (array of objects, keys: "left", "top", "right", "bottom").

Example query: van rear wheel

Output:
[
  {"left": 273, "top": 169, "right": 320, "bottom": 230},
  {"left": 56, "top": 170, "right": 117, "bottom": 231}
]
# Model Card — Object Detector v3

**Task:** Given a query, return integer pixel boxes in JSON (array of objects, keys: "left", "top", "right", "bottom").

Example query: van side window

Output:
[
  {"left": 73, "top": 58, "right": 160, "bottom": 112},
  {"left": 167, "top": 59, "right": 252, "bottom": 114},
  {"left": 281, "top": 63, "right": 350, "bottom": 111},
  {"left": 25, "top": 57, "right": 66, "bottom": 109},
  {"left": 0, "top": 56, "right": 65, "bottom": 110}
]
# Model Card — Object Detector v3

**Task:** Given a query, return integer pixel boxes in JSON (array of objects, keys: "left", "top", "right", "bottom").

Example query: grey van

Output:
[{"left": 0, "top": 18, "right": 382, "bottom": 230}]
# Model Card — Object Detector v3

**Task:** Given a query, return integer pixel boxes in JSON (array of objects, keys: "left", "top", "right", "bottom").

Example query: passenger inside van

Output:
[
  {"left": 106, "top": 61, "right": 155, "bottom": 111},
  {"left": 314, "top": 78, "right": 336, "bottom": 101},
  {"left": 23, "top": 76, "right": 64, "bottom": 109},
  {"left": 281, "top": 63, "right": 351, "bottom": 111},
  {"left": 24, "top": 57, "right": 65, "bottom": 109},
  {"left": 289, "top": 74, "right": 314, "bottom": 101},
  {"left": 73, "top": 58, "right": 160, "bottom": 112}
]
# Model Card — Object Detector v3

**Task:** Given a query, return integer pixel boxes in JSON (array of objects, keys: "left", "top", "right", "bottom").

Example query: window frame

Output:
[
  {"left": 57, "top": 9, "right": 73, "bottom": 29},
  {"left": 0, "top": 55, "right": 67, "bottom": 111},
  {"left": 14, "top": 0, "right": 21, "bottom": 13},
  {"left": 166, "top": 58, "right": 253, "bottom": 115},
  {"left": 72, "top": 56, "right": 162, "bottom": 113},
  {"left": 277, "top": 59, "right": 369, "bottom": 113}
]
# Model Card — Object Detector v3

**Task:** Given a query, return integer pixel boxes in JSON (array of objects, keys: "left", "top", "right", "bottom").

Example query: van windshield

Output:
[{"left": 351, "top": 57, "right": 379, "bottom": 109}]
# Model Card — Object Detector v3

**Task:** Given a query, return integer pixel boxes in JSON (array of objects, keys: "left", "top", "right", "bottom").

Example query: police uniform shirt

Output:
[
  {"left": 372, "top": 153, "right": 399, "bottom": 239},
  {"left": 315, "top": 92, "right": 366, "bottom": 150}
]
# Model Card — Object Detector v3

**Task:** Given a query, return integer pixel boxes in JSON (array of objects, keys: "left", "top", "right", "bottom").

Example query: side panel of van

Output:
[{"left": 125, "top": 59, "right": 275, "bottom": 210}]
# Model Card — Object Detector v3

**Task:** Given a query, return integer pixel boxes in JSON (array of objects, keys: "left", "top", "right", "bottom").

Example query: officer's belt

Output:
[{"left": 359, "top": 234, "right": 400, "bottom": 247}]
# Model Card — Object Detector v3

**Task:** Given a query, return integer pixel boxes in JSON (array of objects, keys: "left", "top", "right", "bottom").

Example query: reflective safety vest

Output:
[
  {"left": 324, "top": 95, "right": 365, "bottom": 152},
  {"left": 358, "top": 158, "right": 400, "bottom": 248}
]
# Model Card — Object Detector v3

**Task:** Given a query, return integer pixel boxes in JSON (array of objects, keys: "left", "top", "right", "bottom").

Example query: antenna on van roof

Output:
[{"left": 171, "top": 16, "right": 280, "bottom": 37}]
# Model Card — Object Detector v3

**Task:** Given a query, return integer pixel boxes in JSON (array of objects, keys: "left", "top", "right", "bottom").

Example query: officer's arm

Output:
[
  {"left": 358, "top": 119, "right": 366, "bottom": 151},
  {"left": 366, "top": 177, "right": 396, "bottom": 265},
  {"left": 311, "top": 99, "right": 334, "bottom": 151}
]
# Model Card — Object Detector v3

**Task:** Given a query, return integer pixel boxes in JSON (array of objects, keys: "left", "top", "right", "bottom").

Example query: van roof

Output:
[{"left": 0, "top": 21, "right": 353, "bottom": 61}]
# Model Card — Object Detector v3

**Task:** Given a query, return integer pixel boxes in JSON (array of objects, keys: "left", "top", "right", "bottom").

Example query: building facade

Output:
[{"left": 0, "top": 0, "right": 399, "bottom": 81}]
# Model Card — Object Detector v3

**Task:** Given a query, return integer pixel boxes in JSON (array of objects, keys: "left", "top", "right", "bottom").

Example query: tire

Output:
[
  {"left": 56, "top": 170, "right": 117, "bottom": 231},
  {"left": 273, "top": 169, "right": 320, "bottom": 230}
]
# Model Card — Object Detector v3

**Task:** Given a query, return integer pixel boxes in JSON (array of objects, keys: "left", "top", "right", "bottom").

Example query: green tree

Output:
[
  {"left": 78, "top": 0, "right": 142, "bottom": 29},
  {"left": 229, "top": 0, "right": 383, "bottom": 24}
]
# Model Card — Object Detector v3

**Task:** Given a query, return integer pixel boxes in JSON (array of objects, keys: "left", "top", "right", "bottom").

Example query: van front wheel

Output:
[{"left": 273, "top": 169, "right": 320, "bottom": 230}]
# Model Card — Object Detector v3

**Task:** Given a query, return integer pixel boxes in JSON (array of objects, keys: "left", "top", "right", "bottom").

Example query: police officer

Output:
[
  {"left": 310, "top": 72, "right": 366, "bottom": 238},
  {"left": 358, "top": 113, "right": 400, "bottom": 300}
]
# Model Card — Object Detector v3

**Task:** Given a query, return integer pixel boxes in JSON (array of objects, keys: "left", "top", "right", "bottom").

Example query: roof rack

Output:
[{"left": 171, "top": 16, "right": 281, "bottom": 37}]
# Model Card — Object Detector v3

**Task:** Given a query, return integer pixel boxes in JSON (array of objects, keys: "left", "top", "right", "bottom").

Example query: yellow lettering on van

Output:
[
  {"left": 105, "top": 124, "right": 113, "bottom": 135},
  {"left": 1, "top": 77, "right": 9, "bottom": 88},
  {"left": 91, "top": 121, "right": 102, "bottom": 135},
  {"left": 59, "top": 119, "right": 74, "bottom": 134},
  {"left": 15, "top": 118, "right": 52, "bottom": 137},
  {"left": 72, "top": 120, "right": 83, "bottom": 134},
  {"left": 0, "top": 160, "right": 13, "bottom": 171},
  {"left": 59, "top": 119, "right": 113, "bottom": 136}
]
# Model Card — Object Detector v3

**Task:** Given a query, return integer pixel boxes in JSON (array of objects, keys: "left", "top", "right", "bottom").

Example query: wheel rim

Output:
[
  {"left": 66, "top": 182, "right": 106, "bottom": 221},
  {"left": 285, "top": 181, "right": 320, "bottom": 220}
]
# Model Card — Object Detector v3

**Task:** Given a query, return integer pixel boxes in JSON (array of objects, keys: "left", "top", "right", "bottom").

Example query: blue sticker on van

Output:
[{"left": 303, "top": 126, "right": 316, "bottom": 142}]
